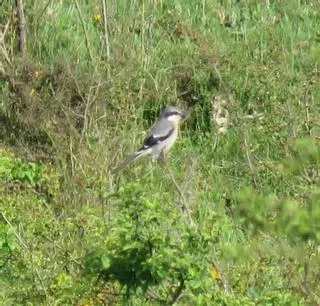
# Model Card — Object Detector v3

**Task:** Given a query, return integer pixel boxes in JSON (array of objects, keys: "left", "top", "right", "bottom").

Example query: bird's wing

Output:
[{"left": 139, "top": 120, "right": 174, "bottom": 151}]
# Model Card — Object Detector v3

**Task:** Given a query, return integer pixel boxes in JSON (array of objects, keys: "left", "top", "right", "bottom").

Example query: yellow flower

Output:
[
  {"left": 93, "top": 14, "right": 103, "bottom": 23},
  {"left": 34, "top": 70, "right": 41, "bottom": 78},
  {"left": 211, "top": 263, "right": 222, "bottom": 282}
]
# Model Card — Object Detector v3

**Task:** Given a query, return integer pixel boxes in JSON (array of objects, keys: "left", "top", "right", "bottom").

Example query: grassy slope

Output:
[{"left": 0, "top": 0, "right": 319, "bottom": 304}]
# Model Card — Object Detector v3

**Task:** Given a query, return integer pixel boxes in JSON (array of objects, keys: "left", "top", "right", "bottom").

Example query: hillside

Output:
[{"left": 0, "top": 1, "right": 319, "bottom": 304}]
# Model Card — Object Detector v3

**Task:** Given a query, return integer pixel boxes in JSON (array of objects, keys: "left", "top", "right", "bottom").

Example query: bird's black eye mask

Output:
[{"left": 165, "top": 111, "right": 181, "bottom": 117}]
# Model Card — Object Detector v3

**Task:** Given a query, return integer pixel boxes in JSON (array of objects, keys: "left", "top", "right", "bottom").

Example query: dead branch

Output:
[
  {"left": 181, "top": 156, "right": 198, "bottom": 208},
  {"left": 211, "top": 259, "right": 233, "bottom": 295},
  {"left": 169, "top": 278, "right": 185, "bottom": 305},
  {"left": 36, "top": 0, "right": 53, "bottom": 23},
  {"left": 1, "top": 212, "right": 28, "bottom": 249},
  {"left": 35, "top": 268, "right": 48, "bottom": 297},
  {"left": 0, "top": 45, "right": 12, "bottom": 67},
  {"left": 0, "top": 18, "right": 11, "bottom": 43},
  {"left": 243, "top": 132, "right": 260, "bottom": 189},
  {"left": 166, "top": 162, "right": 194, "bottom": 228},
  {"left": 146, "top": 288, "right": 167, "bottom": 304}
]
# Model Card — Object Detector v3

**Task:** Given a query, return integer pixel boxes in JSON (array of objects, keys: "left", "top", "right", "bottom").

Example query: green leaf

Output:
[
  {"left": 6, "top": 229, "right": 19, "bottom": 251},
  {"left": 101, "top": 255, "right": 111, "bottom": 269}
]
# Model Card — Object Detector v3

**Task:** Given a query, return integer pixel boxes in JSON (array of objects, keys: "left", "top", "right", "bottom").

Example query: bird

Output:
[{"left": 111, "top": 105, "right": 186, "bottom": 174}]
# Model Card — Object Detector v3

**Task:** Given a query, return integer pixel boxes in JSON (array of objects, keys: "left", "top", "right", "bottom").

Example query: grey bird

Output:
[{"left": 111, "top": 105, "right": 186, "bottom": 173}]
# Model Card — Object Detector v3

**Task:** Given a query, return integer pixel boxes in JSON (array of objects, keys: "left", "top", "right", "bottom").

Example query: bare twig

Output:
[
  {"left": 181, "top": 156, "right": 198, "bottom": 206},
  {"left": 35, "top": 0, "right": 53, "bottom": 24},
  {"left": 286, "top": 100, "right": 297, "bottom": 138},
  {"left": 74, "top": 0, "right": 93, "bottom": 62},
  {"left": 42, "top": 235, "right": 85, "bottom": 268},
  {"left": 211, "top": 259, "right": 233, "bottom": 295},
  {"left": 1, "top": 212, "right": 28, "bottom": 249},
  {"left": 169, "top": 278, "right": 185, "bottom": 305},
  {"left": 80, "top": 74, "right": 102, "bottom": 144},
  {"left": 304, "top": 87, "right": 311, "bottom": 137},
  {"left": 166, "top": 163, "right": 194, "bottom": 227},
  {"left": 146, "top": 288, "right": 166, "bottom": 304},
  {"left": 101, "top": 0, "right": 110, "bottom": 61},
  {"left": 0, "top": 45, "right": 12, "bottom": 67},
  {"left": 253, "top": 156, "right": 294, "bottom": 191},
  {"left": 69, "top": 138, "right": 77, "bottom": 177},
  {"left": 0, "top": 18, "right": 11, "bottom": 43},
  {"left": 243, "top": 132, "right": 259, "bottom": 189},
  {"left": 35, "top": 268, "right": 48, "bottom": 297},
  {"left": 210, "top": 245, "right": 234, "bottom": 296},
  {"left": 15, "top": 0, "right": 27, "bottom": 56}
]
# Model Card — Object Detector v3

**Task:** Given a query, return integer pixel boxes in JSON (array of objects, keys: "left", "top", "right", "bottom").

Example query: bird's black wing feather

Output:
[{"left": 139, "top": 128, "right": 174, "bottom": 150}]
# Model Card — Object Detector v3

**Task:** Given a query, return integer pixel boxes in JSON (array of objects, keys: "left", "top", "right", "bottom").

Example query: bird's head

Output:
[{"left": 160, "top": 105, "right": 187, "bottom": 123}]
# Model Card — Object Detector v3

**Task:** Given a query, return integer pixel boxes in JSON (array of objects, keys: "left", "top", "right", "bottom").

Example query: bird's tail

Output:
[{"left": 111, "top": 149, "right": 151, "bottom": 174}]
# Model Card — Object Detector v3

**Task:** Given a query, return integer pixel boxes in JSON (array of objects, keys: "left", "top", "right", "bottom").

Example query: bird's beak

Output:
[{"left": 180, "top": 111, "right": 187, "bottom": 120}]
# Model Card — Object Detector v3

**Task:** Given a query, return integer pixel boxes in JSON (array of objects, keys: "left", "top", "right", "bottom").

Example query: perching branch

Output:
[{"left": 166, "top": 162, "right": 194, "bottom": 228}]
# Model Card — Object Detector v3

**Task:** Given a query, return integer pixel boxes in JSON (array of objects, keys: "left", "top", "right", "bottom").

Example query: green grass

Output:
[{"left": 0, "top": 0, "right": 320, "bottom": 304}]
